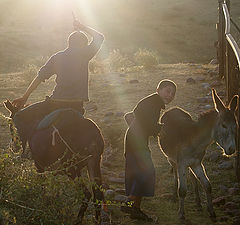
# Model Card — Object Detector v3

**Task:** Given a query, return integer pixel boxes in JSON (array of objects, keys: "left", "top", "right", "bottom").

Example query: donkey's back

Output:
[{"left": 159, "top": 107, "right": 197, "bottom": 159}]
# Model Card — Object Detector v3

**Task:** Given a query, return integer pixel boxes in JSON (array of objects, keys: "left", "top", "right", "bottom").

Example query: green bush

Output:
[
  {"left": 134, "top": 48, "right": 159, "bottom": 70},
  {"left": 0, "top": 148, "right": 97, "bottom": 225},
  {"left": 105, "top": 49, "right": 134, "bottom": 72}
]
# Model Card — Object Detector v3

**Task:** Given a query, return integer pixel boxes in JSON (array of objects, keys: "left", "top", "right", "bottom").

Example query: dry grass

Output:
[{"left": 1, "top": 63, "right": 237, "bottom": 224}]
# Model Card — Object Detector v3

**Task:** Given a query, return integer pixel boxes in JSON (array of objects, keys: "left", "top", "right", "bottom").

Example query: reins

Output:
[{"left": 51, "top": 125, "right": 76, "bottom": 154}]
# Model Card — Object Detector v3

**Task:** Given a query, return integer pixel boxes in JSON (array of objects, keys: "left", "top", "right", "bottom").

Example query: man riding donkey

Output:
[
  {"left": 11, "top": 19, "right": 104, "bottom": 152},
  {"left": 5, "top": 18, "right": 109, "bottom": 224}
]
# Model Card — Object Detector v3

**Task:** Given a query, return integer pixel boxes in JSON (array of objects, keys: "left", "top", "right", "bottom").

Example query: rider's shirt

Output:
[{"left": 37, "top": 35, "right": 104, "bottom": 102}]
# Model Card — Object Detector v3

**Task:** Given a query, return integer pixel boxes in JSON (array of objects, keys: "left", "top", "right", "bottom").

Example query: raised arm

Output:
[
  {"left": 73, "top": 20, "right": 104, "bottom": 59},
  {"left": 73, "top": 20, "right": 104, "bottom": 41}
]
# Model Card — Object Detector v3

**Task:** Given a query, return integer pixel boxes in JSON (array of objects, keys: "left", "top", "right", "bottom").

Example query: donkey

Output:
[
  {"left": 3, "top": 100, "right": 109, "bottom": 225},
  {"left": 158, "top": 89, "right": 238, "bottom": 220}
]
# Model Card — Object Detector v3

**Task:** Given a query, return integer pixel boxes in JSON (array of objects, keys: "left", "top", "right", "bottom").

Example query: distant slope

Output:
[{"left": 0, "top": 0, "right": 239, "bottom": 72}]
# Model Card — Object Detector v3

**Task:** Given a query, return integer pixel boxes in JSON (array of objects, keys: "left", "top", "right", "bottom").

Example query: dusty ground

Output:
[{"left": 1, "top": 64, "right": 239, "bottom": 225}]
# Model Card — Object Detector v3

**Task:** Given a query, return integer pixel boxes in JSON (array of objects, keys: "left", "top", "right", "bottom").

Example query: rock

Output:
[
  {"left": 85, "top": 102, "right": 98, "bottom": 112},
  {"left": 208, "top": 70, "right": 218, "bottom": 77},
  {"left": 129, "top": 79, "right": 139, "bottom": 84},
  {"left": 101, "top": 167, "right": 109, "bottom": 175},
  {"left": 197, "top": 96, "right": 212, "bottom": 103},
  {"left": 114, "top": 194, "right": 128, "bottom": 203},
  {"left": 101, "top": 183, "right": 110, "bottom": 190},
  {"left": 104, "top": 146, "right": 113, "bottom": 154},
  {"left": 104, "top": 112, "right": 114, "bottom": 117},
  {"left": 232, "top": 216, "right": 240, "bottom": 225},
  {"left": 209, "top": 59, "right": 218, "bottom": 65},
  {"left": 104, "top": 189, "right": 115, "bottom": 200},
  {"left": 102, "top": 161, "right": 112, "bottom": 167},
  {"left": 108, "top": 177, "right": 125, "bottom": 184},
  {"left": 212, "top": 196, "right": 226, "bottom": 206},
  {"left": 219, "top": 185, "right": 228, "bottom": 193},
  {"left": 119, "top": 73, "right": 127, "bottom": 77},
  {"left": 100, "top": 209, "right": 111, "bottom": 225},
  {"left": 215, "top": 144, "right": 223, "bottom": 150},
  {"left": 124, "top": 111, "right": 134, "bottom": 126},
  {"left": 195, "top": 77, "right": 206, "bottom": 82},
  {"left": 232, "top": 196, "right": 240, "bottom": 204},
  {"left": 115, "top": 112, "right": 124, "bottom": 117},
  {"left": 219, "top": 216, "right": 229, "bottom": 222},
  {"left": 233, "top": 183, "right": 240, "bottom": 188},
  {"left": 211, "top": 80, "right": 222, "bottom": 87},
  {"left": 224, "top": 209, "right": 240, "bottom": 216},
  {"left": 118, "top": 171, "right": 125, "bottom": 178},
  {"left": 212, "top": 171, "right": 220, "bottom": 176},
  {"left": 200, "top": 104, "right": 213, "bottom": 110},
  {"left": 228, "top": 187, "right": 240, "bottom": 195},
  {"left": 218, "top": 161, "right": 234, "bottom": 170},
  {"left": 160, "top": 193, "right": 174, "bottom": 199},
  {"left": 186, "top": 78, "right": 196, "bottom": 84},
  {"left": 102, "top": 117, "right": 111, "bottom": 123},
  {"left": 201, "top": 83, "right": 211, "bottom": 89},
  {"left": 217, "top": 91, "right": 225, "bottom": 97},
  {"left": 115, "top": 188, "right": 126, "bottom": 195},
  {"left": 224, "top": 202, "right": 239, "bottom": 211}
]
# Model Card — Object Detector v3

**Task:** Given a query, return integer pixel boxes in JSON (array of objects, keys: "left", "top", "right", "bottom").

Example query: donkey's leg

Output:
[
  {"left": 76, "top": 182, "right": 92, "bottom": 225},
  {"left": 177, "top": 164, "right": 187, "bottom": 220},
  {"left": 189, "top": 169, "right": 202, "bottom": 210},
  {"left": 169, "top": 160, "right": 178, "bottom": 201},
  {"left": 191, "top": 164, "right": 216, "bottom": 219},
  {"left": 87, "top": 155, "right": 104, "bottom": 223}
]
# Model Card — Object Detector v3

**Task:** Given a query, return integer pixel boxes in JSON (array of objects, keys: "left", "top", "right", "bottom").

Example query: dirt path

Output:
[{"left": 1, "top": 63, "right": 238, "bottom": 225}]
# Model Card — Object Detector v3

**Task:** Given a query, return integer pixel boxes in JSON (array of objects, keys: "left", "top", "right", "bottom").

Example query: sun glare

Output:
[{"left": 40, "top": 0, "right": 122, "bottom": 107}]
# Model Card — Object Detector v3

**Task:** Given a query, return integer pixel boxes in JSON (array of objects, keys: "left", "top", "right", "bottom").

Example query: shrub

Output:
[
  {"left": 23, "top": 64, "right": 39, "bottom": 83},
  {"left": 89, "top": 57, "right": 105, "bottom": 74},
  {"left": 105, "top": 49, "right": 134, "bottom": 72},
  {"left": 0, "top": 148, "right": 97, "bottom": 225},
  {"left": 134, "top": 48, "right": 159, "bottom": 70}
]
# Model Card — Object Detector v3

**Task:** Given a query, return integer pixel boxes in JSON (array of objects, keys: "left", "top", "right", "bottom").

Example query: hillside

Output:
[
  {"left": 0, "top": 63, "right": 239, "bottom": 224},
  {"left": 0, "top": 0, "right": 240, "bottom": 224},
  {"left": 2, "top": 0, "right": 239, "bottom": 72}
]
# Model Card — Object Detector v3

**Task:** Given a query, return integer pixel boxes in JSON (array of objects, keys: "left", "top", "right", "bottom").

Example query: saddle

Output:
[{"left": 37, "top": 108, "right": 84, "bottom": 130}]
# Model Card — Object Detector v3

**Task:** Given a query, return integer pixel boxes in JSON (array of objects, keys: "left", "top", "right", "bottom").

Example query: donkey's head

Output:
[
  {"left": 212, "top": 89, "right": 238, "bottom": 155},
  {"left": 3, "top": 100, "right": 19, "bottom": 118}
]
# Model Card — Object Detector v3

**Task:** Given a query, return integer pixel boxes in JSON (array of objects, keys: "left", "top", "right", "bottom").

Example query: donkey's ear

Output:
[
  {"left": 3, "top": 99, "right": 13, "bottom": 112},
  {"left": 212, "top": 88, "right": 225, "bottom": 112},
  {"left": 229, "top": 95, "right": 239, "bottom": 112}
]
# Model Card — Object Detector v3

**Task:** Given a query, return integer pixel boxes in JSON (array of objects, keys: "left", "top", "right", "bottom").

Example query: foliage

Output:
[
  {"left": 0, "top": 114, "right": 107, "bottom": 225},
  {"left": 0, "top": 148, "right": 98, "bottom": 225},
  {"left": 22, "top": 64, "right": 39, "bottom": 83},
  {"left": 104, "top": 49, "right": 134, "bottom": 72},
  {"left": 89, "top": 57, "right": 105, "bottom": 74},
  {"left": 89, "top": 49, "right": 160, "bottom": 74},
  {"left": 134, "top": 49, "right": 159, "bottom": 69}
]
